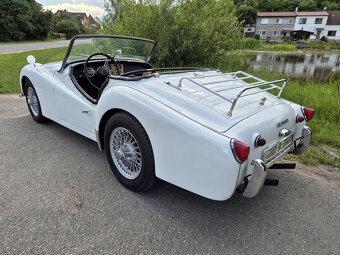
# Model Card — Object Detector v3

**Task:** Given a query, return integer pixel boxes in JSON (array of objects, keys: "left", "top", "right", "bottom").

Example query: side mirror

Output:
[{"left": 27, "top": 55, "right": 36, "bottom": 65}]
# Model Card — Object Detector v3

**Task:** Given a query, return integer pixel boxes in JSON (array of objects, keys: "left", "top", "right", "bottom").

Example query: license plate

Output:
[{"left": 262, "top": 134, "right": 294, "bottom": 164}]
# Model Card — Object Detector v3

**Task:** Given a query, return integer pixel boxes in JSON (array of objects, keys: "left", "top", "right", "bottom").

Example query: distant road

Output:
[{"left": 0, "top": 40, "right": 71, "bottom": 54}]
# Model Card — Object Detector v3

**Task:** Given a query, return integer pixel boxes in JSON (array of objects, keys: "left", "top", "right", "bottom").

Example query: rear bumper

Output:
[
  {"left": 243, "top": 159, "right": 267, "bottom": 198},
  {"left": 292, "top": 126, "right": 312, "bottom": 155}
]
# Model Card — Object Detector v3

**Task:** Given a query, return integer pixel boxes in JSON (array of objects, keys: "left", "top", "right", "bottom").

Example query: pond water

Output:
[{"left": 243, "top": 51, "right": 340, "bottom": 80}]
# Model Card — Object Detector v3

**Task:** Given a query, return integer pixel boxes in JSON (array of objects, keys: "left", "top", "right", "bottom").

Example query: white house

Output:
[
  {"left": 325, "top": 11, "right": 340, "bottom": 40},
  {"left": 293, "top": 11, "right": 329, "bottom": 39}
]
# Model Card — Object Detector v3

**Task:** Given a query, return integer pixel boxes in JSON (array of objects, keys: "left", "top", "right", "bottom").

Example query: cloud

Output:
[{"left": 43, "top": 3, "right": 105, "bottom": 18}]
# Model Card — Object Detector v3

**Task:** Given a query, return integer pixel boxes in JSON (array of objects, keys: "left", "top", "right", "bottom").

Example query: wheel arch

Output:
[
  {"left": 98, "top": 108, "right": 139, "bottom": 150},
  {"left": 21, "top": 76, "right": 29, "bottom": 94}
]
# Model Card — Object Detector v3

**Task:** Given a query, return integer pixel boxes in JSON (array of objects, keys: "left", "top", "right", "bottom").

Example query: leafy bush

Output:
[
  {"left": 270, "top": 44, "right": 297, "bottom": 51},
  {"left": 54, "top": 19, "right": 81, "bottom": 39},
  {"left": 253, "top": 34, "right": 260, "bottom": 40},
  {"left": 320, "top": 36, "right": 328, "bottom": 42},
  {"left": 240, "top": 38, "right": 261, "bottom": 49},
  {"left": 102, "top": 0, "right": 243, "bottom": 68},
  {"left": 0, "top": 0, "right": 52, "bottom": 42}
]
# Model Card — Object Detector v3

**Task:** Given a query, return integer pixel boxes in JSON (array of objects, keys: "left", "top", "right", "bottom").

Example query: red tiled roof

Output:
[
  {"left": 257, "top": 12, "right": 296, "bottom": 17},
  {"left": 327, "top": 11, "right": 340, "bottom": 25},
  {"left": 257, "top": 11, "right": 329, "bottom": 17}
]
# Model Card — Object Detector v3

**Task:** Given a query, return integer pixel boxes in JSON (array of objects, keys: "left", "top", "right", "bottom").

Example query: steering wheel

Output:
[{"left": 84, "top": 53, "right": 121, "bottom": 89}]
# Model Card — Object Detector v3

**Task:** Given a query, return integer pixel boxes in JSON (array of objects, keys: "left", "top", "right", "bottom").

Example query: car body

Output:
[{"left": 20, "top": 35, "right": 314, "bottom": 201}]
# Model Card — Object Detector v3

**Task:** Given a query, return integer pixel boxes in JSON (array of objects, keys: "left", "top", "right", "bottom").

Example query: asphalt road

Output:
[
  {"left": 0, "top": 40, "right": 71, "bottom": 54},
  {"left": 0, "top": 95, "right": 339, "bottom": 254}
]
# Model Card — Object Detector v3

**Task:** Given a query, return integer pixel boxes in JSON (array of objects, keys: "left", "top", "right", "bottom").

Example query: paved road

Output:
[
  {"left": 0, "top": 95, "right": 339, "bottom": 254},
  {"left": 0, "top": 40, "right": 71, "bottom": 54}
]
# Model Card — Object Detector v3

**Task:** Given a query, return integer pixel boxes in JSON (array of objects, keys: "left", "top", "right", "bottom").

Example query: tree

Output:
[
  {"left": 54, "top": 19, "right": 81, "bottom": 39},
  {"left": 0, "top": 0, "right": 52, "bottom": 42}
]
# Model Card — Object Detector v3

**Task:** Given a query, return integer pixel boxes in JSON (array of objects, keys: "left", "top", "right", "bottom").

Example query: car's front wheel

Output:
[
  {"left": 104, "top": 112, "right": 156, "bottom": 191},
  {"left": 24, "top": 80, "right": 47, "bottom": 123}
]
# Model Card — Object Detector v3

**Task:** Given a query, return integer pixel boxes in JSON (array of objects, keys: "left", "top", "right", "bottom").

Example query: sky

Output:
[{"left": 38, "top": 0, "right": 106, "bottom": 18}]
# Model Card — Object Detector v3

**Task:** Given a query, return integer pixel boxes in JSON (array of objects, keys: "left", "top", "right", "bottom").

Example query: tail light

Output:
[
  {"left": 302, "top": 107, "right": 315, "bottom": 121},
  {"left": 230, "top": 139, "right": 250, "bottom": 164},
  {"left": 254, "top": 135, "right": 266, "bottom": 147},
  {"left": 296, "top": 114, "right": 304, "bottom": 123}
]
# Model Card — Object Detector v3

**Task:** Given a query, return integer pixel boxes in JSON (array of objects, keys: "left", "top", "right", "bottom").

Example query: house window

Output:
[
  {"left": 315, "top": 18, "right": 323, "bottom": 24},
  {"left": 259, "top": 30, "right": 267, "bottom": 36},
  {"left": 288, "top": 18, "right": 294, "bottom": 24},
  {"left": 247, "top": 28, "right": 252, "bottom": 31},
  {"left": 273, "top": 31, "right": 280, "bottom": 36},
  {"left": 299, "top": 18, "right": 307, "bottom": 24},
  {"left": 261, "top": 18, "right": 268, "bottom": 24},
  {"left": 328, "top": 31, "right": 337, "bottom": 36},
  {"left": 275, "top": 18, "right": 282, "bottom": 24}
]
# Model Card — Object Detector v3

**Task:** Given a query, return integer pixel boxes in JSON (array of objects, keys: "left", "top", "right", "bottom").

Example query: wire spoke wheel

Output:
[
  {"left": 26, "top": 86, "right": 40, "bottom": 117},
  {"left": 110, "top": 127, "right": 142, "bottom": 179}
]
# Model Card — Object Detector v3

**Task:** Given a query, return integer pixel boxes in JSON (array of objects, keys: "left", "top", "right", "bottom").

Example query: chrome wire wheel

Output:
[
  {"left": 109, "top": 127, "right": 142, "bottom": 180},
  {"left": 26, "top": 86, "right": 39, "bottom": 117}
]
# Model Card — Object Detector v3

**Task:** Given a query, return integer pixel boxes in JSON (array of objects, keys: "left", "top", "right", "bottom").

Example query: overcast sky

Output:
[{"left": 38, "top": 0, "right": 105, "bottom": 18}]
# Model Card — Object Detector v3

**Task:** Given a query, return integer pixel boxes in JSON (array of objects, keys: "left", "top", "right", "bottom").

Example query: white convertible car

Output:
[{"left": 20, "top": 35, "right": 314, "bottom": 200}]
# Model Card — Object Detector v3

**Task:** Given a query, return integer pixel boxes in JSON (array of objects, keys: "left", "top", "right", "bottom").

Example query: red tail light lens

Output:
[
  {"left": 230, "top": 139, "right": 250, "bottom": 163},
  {"left": 254, "top": 135, "right": 266, "bottom": 147},
  {"left": 302, "top": 107, "right": 315, "bottom": 121},
  {"left": 296, "top": 114, "right": 304, "bottom": 123}
]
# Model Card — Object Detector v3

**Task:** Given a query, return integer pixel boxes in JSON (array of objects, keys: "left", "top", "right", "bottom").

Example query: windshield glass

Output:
[{"left": 66, "top": 36, "right": 155, "bottom": 63}]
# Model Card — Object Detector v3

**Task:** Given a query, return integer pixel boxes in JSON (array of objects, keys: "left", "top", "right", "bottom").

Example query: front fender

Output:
[{"left": 95, "top": 85, "right": 240, "bottom": 201}]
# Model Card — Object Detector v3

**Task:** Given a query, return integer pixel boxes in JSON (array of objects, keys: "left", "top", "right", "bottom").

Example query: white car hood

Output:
[{"left": 126, "top": 71, "right": 293, "bottom": 133}]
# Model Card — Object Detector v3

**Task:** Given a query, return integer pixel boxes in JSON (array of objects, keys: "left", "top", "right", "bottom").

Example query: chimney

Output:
[{"left": 295, "top": 7, "right": 298, "bottom": 13}]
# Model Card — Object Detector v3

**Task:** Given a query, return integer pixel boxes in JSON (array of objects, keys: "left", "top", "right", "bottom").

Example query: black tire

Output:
[
  {"left": 104, "top": 112, "right": 156, "bottom": 191},
  {"left": 24, "top": 80, "right": 47, "bottom": 123}
]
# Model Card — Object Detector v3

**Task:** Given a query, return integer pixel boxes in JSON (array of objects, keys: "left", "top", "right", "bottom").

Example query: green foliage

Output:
[
  {"left": 253, "top": 34, "right": 260, "bottom": 40},
  {"left": 102, "top": 0, "right": 243, "bottom": 68},
  {"left": 320, "top": 36, "right": 328, "bottom": 42},
  {"left": 240, "top": 38, "right": 261, "bottom": 49},
  {"left": 270, "top": 44, "right": 297, "bottom": 51},
  {"left": 54, "top": 19, "right": 81, "bottom": 39},
  {"left": 0, "top": 0, "right": 52, "bottom": 42}
]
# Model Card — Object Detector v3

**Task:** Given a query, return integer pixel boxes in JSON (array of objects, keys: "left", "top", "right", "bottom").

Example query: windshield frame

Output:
[{"left": 59, "top": 34, "right": 156, "bottom": 72}]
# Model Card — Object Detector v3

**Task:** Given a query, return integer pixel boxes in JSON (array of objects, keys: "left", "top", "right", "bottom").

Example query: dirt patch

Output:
[{"left": 280, "top": 159, "right": 340, "bottom": 187}]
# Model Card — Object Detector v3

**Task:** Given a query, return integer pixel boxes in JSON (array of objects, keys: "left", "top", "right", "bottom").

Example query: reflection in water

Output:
[{"left": 244, "top": 52, "right": 340, "bottom": 80}]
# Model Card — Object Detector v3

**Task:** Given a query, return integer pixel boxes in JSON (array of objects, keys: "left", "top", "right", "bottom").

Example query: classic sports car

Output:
[{"left": 20, "top": 34, "right": 314, "bottom": 200}]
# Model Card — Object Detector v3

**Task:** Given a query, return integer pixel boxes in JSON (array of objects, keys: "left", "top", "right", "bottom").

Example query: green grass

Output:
[
  {"left": 270, "top": 44, "right": 297, "bottom": 51},
  {"left": 240, "top": 38, "right": 261, "bottom": 50},
  {"left": 0, "top": 47, "right": 67, "bottom": 93}
]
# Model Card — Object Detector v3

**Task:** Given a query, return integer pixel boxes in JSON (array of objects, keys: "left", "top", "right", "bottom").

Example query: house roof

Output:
[
  {"left": 88, "top": 15, "right": 97, "bottom": 26},
  {"left": 56, "top": 10, "right": 87, "bottom": 19},
  {"left": 257, "top": 11, "right": 329, "bottom": 17},
  {"left": 327, "top": 11, "right": 340, "bottom": 25}
]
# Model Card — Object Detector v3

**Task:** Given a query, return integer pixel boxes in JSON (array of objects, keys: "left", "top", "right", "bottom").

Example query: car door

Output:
[{"left": 53, "top": 68, "right": 96, "bottom": 140}]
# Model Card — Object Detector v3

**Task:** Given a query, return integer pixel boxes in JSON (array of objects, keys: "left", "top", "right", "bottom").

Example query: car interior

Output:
[{"left": 70, "top": 58, "right": 153, "bottom": 103}]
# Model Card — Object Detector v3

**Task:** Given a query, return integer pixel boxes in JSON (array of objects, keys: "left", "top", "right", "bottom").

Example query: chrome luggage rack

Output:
[{"left": 165, "top": 71, "right": 287, "bottom": 116}]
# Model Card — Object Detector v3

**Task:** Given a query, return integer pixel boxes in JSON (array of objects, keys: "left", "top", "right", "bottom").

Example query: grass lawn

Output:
[
  {"left": 1, "top": 47, "right": 339, "bottom": 167},
  {"left": 0, "top": 47, "right": 67, "bottom": 93}
]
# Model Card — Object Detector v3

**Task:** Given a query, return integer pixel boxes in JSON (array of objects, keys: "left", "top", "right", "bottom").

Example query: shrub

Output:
[
  {"left": 240, "top": 38, "right": 261, "bottom": 49},
  {"left": 54, "top": 19, "right": 80, "bottom": 39},
  {"left": 320, "top": 36, "right": 328, "bottom": 42},
  {"left": 253, "top": 34, "right": 260, "bottom": 40},
  {"left": 270, "top": 44, "right": 297, "bottom": 51}
]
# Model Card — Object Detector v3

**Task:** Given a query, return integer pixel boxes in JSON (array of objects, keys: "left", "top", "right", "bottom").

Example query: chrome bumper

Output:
[
  {"left": 243, "top": 159, "right": 267, "bottom": 198},
  {"left": 292, "top": 126, "right": 312, "bottom": 155}
]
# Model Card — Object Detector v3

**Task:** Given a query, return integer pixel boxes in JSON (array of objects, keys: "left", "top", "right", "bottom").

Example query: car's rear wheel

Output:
[
  {"left": 104, "top": 112, "right": 156, "bottom": 191},
  {"left": 24, "top": 80, "right": 47, "bottom": 123}
]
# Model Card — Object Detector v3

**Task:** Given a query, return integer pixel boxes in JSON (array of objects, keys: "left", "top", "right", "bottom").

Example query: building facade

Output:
[{"left": 255, "top": 10, "right": 340, "bottom": 40}]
